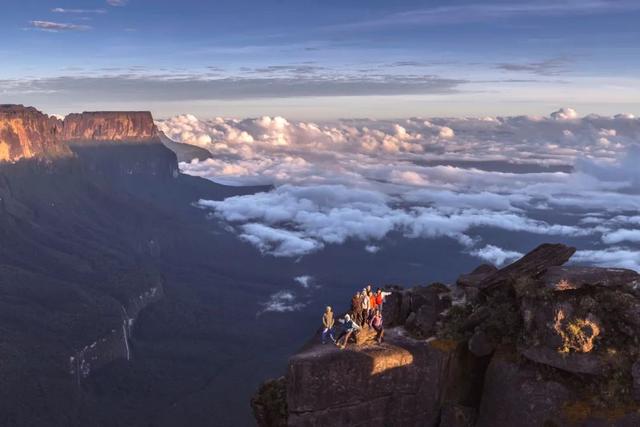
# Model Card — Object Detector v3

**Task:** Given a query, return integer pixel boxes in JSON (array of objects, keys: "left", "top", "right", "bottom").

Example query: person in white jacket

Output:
[
  {"left": 336, "top": 314, "right": 361, "bottom": 349},
  {"left": 360, "top": 289, "right": 370, "bottom": 323}
]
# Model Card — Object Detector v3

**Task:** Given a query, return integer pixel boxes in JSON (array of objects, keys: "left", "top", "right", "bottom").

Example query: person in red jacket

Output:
[
  {"left": 368, "top": 291, "right": 377, "bottom": 322},
  {"left": 375, "top": 288, "right": 392, "bottom": 311}
]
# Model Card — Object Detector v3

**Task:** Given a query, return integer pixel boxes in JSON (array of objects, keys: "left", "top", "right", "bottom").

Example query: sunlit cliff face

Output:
[{"left": 0, "top": 105, "right": 159, "bottom": 162}]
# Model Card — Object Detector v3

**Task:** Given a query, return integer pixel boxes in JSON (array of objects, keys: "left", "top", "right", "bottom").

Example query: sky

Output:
[{"left": 1, "top": 0, "right": 640, "bottom": 119}]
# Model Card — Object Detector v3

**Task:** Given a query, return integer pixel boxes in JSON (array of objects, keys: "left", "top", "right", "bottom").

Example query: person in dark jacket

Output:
[
  {"left": 351, "top": 292, "right": 362, "bottom": 325},
  {"left": 321, "top": 306, "right": 336, "bottom": 344}
]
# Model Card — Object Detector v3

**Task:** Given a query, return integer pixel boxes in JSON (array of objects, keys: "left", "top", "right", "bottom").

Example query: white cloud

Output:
[
  {"left": 573, "top": 248, "right": 640, "bottom": 272},
  {"left": 258, "top": 291, "right": 305, "bottom": 314},
  {"left": 163, "top": 111, "right": 640, "bottom": 264},
  {"left": 107, "top": 0, "right": 128, "bottom": 6},
  {"left": 365, "top": 245, "right": 381, "bottom": 253},
  {"left": 30, "top": 20, "right": 91, "bottom": 31},
  {"left": 550, "top": 107, "right": 579, "bottom": 120},
  {"left": 469, "top": 245, "right": 523, "bottom": 266},
  {"left": 294, "top": 275, "right": 313, "bottom": 288},
  {"left": 602, "top": 229, "right": 640, "bottom": 244}
]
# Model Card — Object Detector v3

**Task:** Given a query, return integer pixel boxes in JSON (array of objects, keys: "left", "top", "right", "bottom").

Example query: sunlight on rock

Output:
[
  {"left": 554, "top": 309, "right": 601, "bottom": 353},
  {"left": 369, "top": 348, "right": 414, "bottom": 375}
]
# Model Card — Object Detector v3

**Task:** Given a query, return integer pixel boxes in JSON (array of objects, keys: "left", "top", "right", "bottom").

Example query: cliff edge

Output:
[
  {"left": 253, "top": 244, "right": 640, "bottom": 427},
  {"left": 0, "top": 105, "right": 161, "bottom": 162}
]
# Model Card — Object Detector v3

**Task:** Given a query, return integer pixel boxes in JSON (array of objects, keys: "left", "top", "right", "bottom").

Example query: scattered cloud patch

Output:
[
  {"left": 469, "top": 245, "right": 523, "bottom": 266},
  {"left": 365, "top": 245, "right": 381, "bottom": 253},
  {"left": 52, "top": 8, "right": 106, "bottom": 14},
  {"left": 294, "top": 275, "right": 314, "bottom": 288},
  {"left": 29, "top": 20, "right": 91, "bottom": 31},
  {"left": 107, "top": 0, "right": 128, "bottom": 6},
  {"left": 259, "top": 291, "right": 305, "bottom": 315}
]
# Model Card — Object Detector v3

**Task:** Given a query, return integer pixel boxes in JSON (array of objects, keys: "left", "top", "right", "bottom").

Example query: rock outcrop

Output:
[
  {"left": 0, "top": 105, "right": 162, "bottom": 162},
  {"left": 253, "top": 243, "right": 640, "bottom": 426},
  {"left": 0, "top": 105, "right": 67, "bottom": 161},
  {"left": 62, "top": 111, "right": 158, "bottom": 143}
]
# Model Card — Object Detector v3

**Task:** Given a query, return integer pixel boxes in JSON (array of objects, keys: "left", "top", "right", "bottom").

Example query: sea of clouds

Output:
[{"left": 157, "top": 108, "right": 640, "bottom": 272}]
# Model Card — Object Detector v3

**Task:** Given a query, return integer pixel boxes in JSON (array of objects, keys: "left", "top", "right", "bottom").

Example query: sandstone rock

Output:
[
  {"left": 355, "top": 326, "right": 379, "bottom": 346},
  {"left": 468, "top": 330, "right": 494, "bottom": 357},
  {"left": 403, "top": 284, "right": 452, "bottom": 337},
  {"left": 459, "top": 306, "right": 491, "bottom": 333},
  {"left": 1, "top": 105, "right": 163, "bottom": 163},
  {"left": 439, "top": 404, "right": 476, "bottom": 427},
  {"left": 543, "top": 266, "right": 640, "bottom": 292},
  {"left": 519, "top": 346, "right": 605, "bottom": 375},
  {"left": 479, "top": 243, "right": 576, "bottom": 291},
  {"left": 286, "top": 328, "right": 458, "bottom": 427},
  {"left": 381, "top": 286, "right": 405, "bottom": 326},
  {"left": 62, "top": 111, "right": 158, "bottom": 142},
  {"left": 456, "top": 264, "right": 497, "bottom": 288},
  {"left": 632, "top": 360, "right": 640, "bottom": 402},
  {"left": 476, "top": 353, "right": 574, "bottom": 427},
  {"left": 0, "top": 105, "right": 67, "bottom": 161},
  {"left": 251, "top": 377, "right": 288, "bottom": 427}
]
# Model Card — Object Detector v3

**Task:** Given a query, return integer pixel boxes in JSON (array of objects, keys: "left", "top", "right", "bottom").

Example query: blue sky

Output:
[{"left": 1, "top": 0, "right": 640, "bottom": 119}]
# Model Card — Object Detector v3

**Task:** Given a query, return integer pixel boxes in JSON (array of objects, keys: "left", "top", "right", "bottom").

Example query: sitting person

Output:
[
  {"left": 321, "top": 306, "right": 336, "bottom": 344},
  {"left": 336, "top": 314, "right": 361, "bottom": 349},
  {"left": 369, "top": 309, "right": 384, "bottom": 343}
]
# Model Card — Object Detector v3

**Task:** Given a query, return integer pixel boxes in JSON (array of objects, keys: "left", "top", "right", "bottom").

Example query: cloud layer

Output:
[{"left": 158, "top": 109, "right": 640, "bottom": 270}]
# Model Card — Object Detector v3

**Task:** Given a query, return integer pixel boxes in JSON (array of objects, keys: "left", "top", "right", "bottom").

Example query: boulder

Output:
[
  {"left": 468, "top": 330, "right": 494, "bottom": 357},
  {"left": 475, "top": 353, "right": 574, "bottom": 427},
  {"left": 479, "top": 243, "right": 576, "bottom": 291}
]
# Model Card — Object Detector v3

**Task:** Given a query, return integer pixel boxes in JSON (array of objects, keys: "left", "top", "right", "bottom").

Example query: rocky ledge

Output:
[{"left": 252, "top": 244, "right": 640, "bottom": 427}]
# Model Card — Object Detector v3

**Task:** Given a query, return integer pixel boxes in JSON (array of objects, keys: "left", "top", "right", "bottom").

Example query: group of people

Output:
[{"left": 321, "top": 285, "right": 392, "bottom": 349}]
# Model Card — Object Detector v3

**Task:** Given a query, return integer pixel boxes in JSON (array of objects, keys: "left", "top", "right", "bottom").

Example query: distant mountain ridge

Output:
[{"left": 0, "top": 105, "right": 211, "bottom": 163}]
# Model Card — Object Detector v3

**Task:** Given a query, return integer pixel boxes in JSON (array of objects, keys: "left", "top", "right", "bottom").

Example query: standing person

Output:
[
  {"left": 336, "top": 314, "right": 361, "bottom": 349},
  {"left": 321, "top": 306, "right": 336, "bottom": 344},
  {"left": 351, "top": 291, "right": 362, "bottom": 319},
  {"left": 361, "top": 289, "right": 370, "bottom": 325},
  {"left": 375, "top": 289, "right": 392, "bottom": 311},
  {"left": 369, "top": 290, "right": 377, "bottom": 321},
  {"left": 369, "top": 309, "right": 384, "bottom": 343}
]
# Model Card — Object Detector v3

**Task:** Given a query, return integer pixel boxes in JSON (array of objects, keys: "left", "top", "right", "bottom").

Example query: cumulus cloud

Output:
[
  {"left": 30, "top": 20, "right": 91, "bottom": 31},
  {"left": 550, "top": 107, "right": 579, "bottom": 120},
  {"left": 165, "top": 111, "right": 640, "bottom": 264}
]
